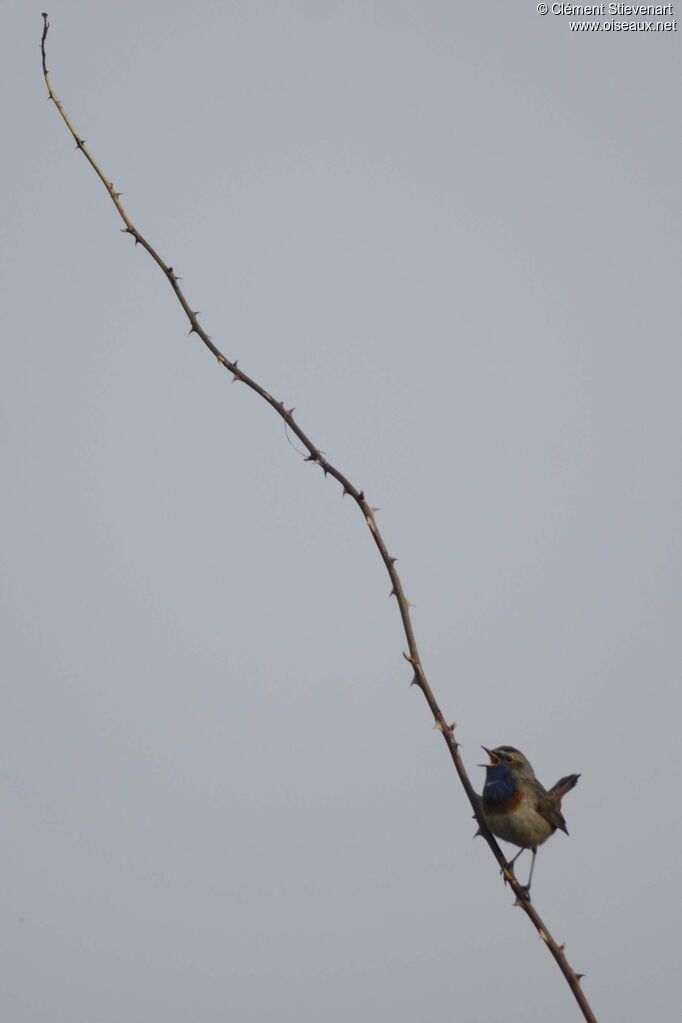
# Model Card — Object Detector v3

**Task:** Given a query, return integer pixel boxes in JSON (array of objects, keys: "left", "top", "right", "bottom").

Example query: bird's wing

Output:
[{"left": 527, "top": 778, "right": 569, "bottom": 835}]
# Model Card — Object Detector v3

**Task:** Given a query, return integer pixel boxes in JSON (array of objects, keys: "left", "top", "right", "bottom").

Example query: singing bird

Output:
[{"left": 479, "top": 745, "right": 580, "bottom": 895}]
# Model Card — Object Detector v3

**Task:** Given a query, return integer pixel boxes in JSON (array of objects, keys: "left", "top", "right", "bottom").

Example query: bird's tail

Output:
[{"left": 551, "top": 773, "right": 580, "bottom": 801}]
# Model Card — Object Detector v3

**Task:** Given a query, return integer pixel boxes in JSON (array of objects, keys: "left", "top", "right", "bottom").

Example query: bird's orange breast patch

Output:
[{"left": 483, "top": 787, "right": 524, "bottom": 815}]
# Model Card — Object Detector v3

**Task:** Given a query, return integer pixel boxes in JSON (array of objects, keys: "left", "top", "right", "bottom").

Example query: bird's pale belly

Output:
[{"left": 483, "top": 794, "right": 555, "bottom": 849}]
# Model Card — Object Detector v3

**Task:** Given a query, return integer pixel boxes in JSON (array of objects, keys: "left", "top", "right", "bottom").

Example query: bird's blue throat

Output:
[{"left": 482, "top": 763, "right": 518, "bottom": 805}]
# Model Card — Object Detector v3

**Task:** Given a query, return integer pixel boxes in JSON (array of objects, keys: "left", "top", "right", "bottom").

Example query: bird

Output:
[{"left": 478, "top": 745, "right": 580, "bottom": 897}]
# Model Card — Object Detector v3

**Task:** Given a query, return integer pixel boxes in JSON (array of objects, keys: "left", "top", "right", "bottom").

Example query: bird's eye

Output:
[{"left": 503, "top": 754, "right": 512, "bottom": 762}]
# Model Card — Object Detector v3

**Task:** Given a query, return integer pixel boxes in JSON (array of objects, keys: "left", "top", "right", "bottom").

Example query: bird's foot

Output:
[{"left": 500, "top": 861, "right": 531, "bottom": 900}]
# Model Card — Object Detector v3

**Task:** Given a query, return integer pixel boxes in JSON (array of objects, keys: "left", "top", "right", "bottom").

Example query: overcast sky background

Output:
[{"left": 2, "top": 2, "right": 680, "bottom": 1021}]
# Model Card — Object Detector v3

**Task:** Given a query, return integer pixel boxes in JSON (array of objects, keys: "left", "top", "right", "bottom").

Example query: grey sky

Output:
[{"left": 2, "top": 2, "right": 680, "bottom": 1020}]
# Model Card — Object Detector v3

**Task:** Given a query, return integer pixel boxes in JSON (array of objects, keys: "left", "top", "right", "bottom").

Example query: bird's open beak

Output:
[{"left": 478, "top": 745, "right": 498, "bottom": 767}]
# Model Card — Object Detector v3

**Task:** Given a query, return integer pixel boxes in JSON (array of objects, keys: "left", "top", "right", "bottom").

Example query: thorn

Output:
[
  {"left": 389, "top": 556, "right": 397, "bottom": 565},
  {"left": 409, "top": 676, "right": 419, "bottom": 687},
  {"left": 358, "top": 490, "right": 365, "bottom": 502},
  {"left": 305, "top": 450, "right": 320, "bottom": 463},
  {"left": 473, "top": 826, "right": 483, "bottom": 838},
  {"left": 287, "top": 407, "right": 295, "bottom": 416},
  {"left": 402, "top": 651, "right": 417, "bottom": 665},
  {"left": 389, "top": 588, "right": 396, "bottom": 598},
  {"left": 188, "top": 326, "right": 197, "bottom": 335},
  {"left": 573, "top": 973, "right": 585, "bottom": 983},
  {"left": 370, "top": 506, "right": 380, "bottom": 514},
  {"left": 114, "top": 192, "right": 123, "bottom": 199},
  {"left": 192, "top": 311, "right": 200, "bottom": 317}
]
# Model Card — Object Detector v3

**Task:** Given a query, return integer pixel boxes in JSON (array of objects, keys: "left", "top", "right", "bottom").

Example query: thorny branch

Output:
[{"left": 40, "top": 14, "right": 597, "bottom": 1023}]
